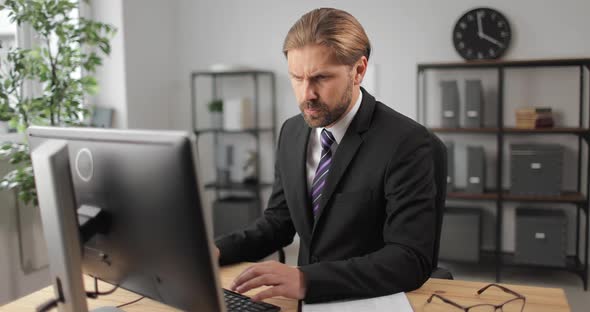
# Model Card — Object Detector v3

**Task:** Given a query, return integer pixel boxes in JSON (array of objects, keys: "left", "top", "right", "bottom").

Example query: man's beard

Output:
[{"left": 299, "top": 79, "right": 353, "bottom": 128}]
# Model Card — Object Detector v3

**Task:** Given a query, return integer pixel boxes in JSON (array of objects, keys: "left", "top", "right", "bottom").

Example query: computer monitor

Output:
[{"left": 28, "top": 126, "right": 225, "bottom": 312}]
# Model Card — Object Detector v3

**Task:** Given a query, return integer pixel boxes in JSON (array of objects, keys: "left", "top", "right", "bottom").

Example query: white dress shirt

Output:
[{"left": 306, "top": 92, "right": 363, "bottom": 193}]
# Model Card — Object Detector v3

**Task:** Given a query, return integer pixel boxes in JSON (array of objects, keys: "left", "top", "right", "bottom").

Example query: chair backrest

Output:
[{"left": 428, "top": 131, "right": 448, "bottom": 269}]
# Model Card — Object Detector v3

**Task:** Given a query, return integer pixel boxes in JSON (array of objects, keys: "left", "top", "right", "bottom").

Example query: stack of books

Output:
[{"left": 515, "top": 107, "right": 554, "bottom": 129}]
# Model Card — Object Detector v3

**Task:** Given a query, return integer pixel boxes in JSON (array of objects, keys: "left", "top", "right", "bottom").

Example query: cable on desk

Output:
[
  {"left": 91, "top": 277, "right": 146, "bottom": 308},
  {"left": 91, "top": 276, "right": 145, "bottom": 308},
  {"left": 36, "top": 298, "right": 59, "bottom": 312},
  {"left": 116, "top": 296, "right": 145, "bottom": 308},
  {"left": 36, "top": 277, "right": 120, "bottom": 312},
  {"left": 36, "top": 277, "right": 64, "bottom": 312},
  {"left": 86, "top": 276, "right": 120, "bottom": 298}
]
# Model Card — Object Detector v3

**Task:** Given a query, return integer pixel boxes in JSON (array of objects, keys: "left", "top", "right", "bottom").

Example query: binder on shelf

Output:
[
  {"left": 464, "top": 79, "right": 484, "bottom": 128},
  {"left": 466, "top": 146, "right": 485, "bottom": 194},
  {"left": 440, "top": 80, "right": 460, "bottom": 128}
]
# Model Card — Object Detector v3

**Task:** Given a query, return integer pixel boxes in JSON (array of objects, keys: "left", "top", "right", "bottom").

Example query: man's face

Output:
[{"left": 287, "top": 44, "right": 355, "bottom": 128}]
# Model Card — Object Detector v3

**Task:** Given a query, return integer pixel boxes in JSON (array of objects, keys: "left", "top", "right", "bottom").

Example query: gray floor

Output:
[{"left": 275, "top": 240, "right": 590, "bottom": 312}]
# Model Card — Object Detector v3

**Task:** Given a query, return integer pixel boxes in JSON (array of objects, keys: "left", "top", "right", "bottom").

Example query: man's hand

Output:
[
  {"left": 215, "top": 247, "right": 220, "bottom": 260},
  {"left": 230, "top": 260, "right": 306, "bottom": 301}
]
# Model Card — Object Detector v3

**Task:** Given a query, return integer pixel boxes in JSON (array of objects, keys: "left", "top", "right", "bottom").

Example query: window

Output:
[{"left": 0, "top": 9, "right": 17, "bottom": 65}]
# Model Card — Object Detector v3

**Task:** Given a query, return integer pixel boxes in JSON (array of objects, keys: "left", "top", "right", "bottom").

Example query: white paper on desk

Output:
[{"left": 302, "top": 292, "right": 413, "bottom": 312}]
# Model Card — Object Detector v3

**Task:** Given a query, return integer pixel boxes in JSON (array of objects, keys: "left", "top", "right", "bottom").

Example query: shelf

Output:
[
  {"left": 440, "top": 250, "right": 498, "bottom": 266},
  {"left": 442, "top": 250, "right": 585, "bottom": 274},
  {"left": 431, "top": 127, "right": 590, "bottom": 135},
  {"left": 501, "top": 253, "right": 585, "bottom": 274},
  {"left": 420, "top": 57, "right": 589, "bottom": 290},
  {"left": 503, "top": 191, "right": 587, "bottom": 203},
  {"left": 431, "top": 127, "right": 499, "bottom": 134},
  {"left": 204, "top": 182, "right": 273, "bottom": 191},
  {"left": 504, "top": 127, "right": 590, "bottom": 135},
  {"left": 447, "top": 190, "right": 500, "bottom": 201},
  {"left": 447, "top": 190, "right": 587, "bottom": 204},
  {"left": 418, "top": 58, "right": 590, "bottom": 70},
  {"left": 194, "top": 128, "right": 274, "bottom": 135}
]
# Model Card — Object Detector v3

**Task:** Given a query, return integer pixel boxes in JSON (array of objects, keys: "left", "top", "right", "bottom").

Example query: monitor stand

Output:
[
  {"left": 33, "top": 140, "right": 89, "bottom": 312},
  {"left": 32, "top": 140, "right": 126, "bottom": 312}
]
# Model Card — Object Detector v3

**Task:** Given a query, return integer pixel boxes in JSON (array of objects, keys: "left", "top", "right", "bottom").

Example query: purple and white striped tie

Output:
[{"left": 310, "top": 129, "right": 335, "bottom": 216}]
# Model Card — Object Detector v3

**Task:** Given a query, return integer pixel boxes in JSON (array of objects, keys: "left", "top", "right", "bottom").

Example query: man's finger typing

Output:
[{"left": 230, "top": 260, "right": 306, "bottom": 301}]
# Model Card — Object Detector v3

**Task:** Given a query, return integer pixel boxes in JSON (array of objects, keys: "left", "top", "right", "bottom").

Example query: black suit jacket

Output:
[{"left": 216, "top": 88, "right": 436, "bottom": 303}]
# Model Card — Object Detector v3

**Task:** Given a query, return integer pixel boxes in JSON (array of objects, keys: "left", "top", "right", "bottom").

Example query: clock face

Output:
[{"left": 453, "top": 8, "right": 511, "bottom": 60}]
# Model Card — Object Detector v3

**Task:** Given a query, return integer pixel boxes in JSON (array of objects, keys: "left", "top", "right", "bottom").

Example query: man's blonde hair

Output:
[{"left": 282, "top": 8, "right": 371, "bottom": 66}]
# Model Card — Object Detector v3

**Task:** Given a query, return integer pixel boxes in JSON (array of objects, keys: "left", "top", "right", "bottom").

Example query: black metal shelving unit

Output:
[
  {"left": 417, "top": 58, "right": 590, "bottom": 289},
  {"left": 190, "top": 70, "right": 284, "bottom": 262},
  {"left": 191, "top": 70, "right": 277, "bottom": 194}
]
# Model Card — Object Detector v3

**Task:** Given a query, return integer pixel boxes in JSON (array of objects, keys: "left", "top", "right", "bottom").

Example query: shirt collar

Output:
[{"left": 320, "top": 90, "right": 363, "bottom": 145}]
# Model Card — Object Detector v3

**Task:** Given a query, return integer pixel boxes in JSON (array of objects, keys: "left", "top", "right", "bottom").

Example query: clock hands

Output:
[
  {"left": 476, "top": 11, "right": 505, "bottom": 48},
  {"left": 476, "top": 11, "right": 484, "bottom": 37},
  {"left": 481, "top": 33, "right": 505, "bottom": 48}
]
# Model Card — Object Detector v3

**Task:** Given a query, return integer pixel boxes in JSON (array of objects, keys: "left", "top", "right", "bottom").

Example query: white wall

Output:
[
  {"left": 104, "top": 0, "right": 590, "bottom": 131},
  {"left": 171, "top": 0, "right": 590, "bottom": 130},
  {"left": 91, "top": 0, "right": 180, "bottom": 130},
  {"left": 122, "top": 0, "right": 179, "bottom": 129},
  {"left": 91, "top": 0, "right": 128, "bottom": 129}
]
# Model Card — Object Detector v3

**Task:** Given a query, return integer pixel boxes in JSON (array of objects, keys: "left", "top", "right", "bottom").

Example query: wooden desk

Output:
[{"left": 1, "top": 263, "right": 570, "bottom": 311}]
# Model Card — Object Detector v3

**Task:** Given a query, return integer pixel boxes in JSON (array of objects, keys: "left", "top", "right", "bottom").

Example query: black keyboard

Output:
[{"left": 223, "top": 288, "right": 281, "bottom": 312}]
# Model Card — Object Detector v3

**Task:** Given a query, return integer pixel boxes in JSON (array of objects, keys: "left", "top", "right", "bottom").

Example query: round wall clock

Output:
[{"left": 453, "top": 8, "right": 511, "bottom": 60}]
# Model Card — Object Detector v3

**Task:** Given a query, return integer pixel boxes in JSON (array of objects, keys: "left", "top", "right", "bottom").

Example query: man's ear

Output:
[{"left": 353, "top": 56, "right": 368, "bottom": 85}]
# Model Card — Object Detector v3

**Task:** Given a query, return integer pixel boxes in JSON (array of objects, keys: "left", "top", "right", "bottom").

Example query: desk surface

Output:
[{"left": 1, "top": 263, "right": 570, "bottom": 312}]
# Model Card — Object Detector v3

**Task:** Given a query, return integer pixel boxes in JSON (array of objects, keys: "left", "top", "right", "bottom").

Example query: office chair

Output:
[{"left": 429, "top": 131, "right": 454, "bottom": 280}]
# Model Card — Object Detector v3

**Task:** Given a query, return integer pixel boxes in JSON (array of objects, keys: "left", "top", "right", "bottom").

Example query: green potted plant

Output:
[
  {"left": 0, "top": 0, "right": 116, "bottom": 206},
  {"left": 208, "top": 98, "right": 223, "bottom": 129}
]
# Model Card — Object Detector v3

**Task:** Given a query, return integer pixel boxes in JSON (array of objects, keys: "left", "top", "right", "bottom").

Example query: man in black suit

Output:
[{"left": 216, "top": 7, "right": 435, "bottom": 303}]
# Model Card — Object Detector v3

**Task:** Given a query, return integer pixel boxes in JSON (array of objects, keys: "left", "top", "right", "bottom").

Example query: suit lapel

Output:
[
  {"left": 291, "top": 123, "right": 314, "bottom": 235},
  {"left": 312, "top": 133, "right": 363, "bottom": 224},
  {"left": 313, "top": 88, "right": 376, "bottom": 226}
]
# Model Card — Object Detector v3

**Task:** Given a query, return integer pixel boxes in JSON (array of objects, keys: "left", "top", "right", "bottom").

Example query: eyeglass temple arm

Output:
[
  {"left": 477, "top": 283, "right": 525, "bottom": 298},
  {"left": 427, "top": 294, "right": 466, "bottom": 310}
]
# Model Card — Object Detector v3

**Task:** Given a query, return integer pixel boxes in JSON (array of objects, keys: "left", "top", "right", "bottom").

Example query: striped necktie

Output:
[{"left": 310, "top": 129, "right": 335, "bottom": 216}]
